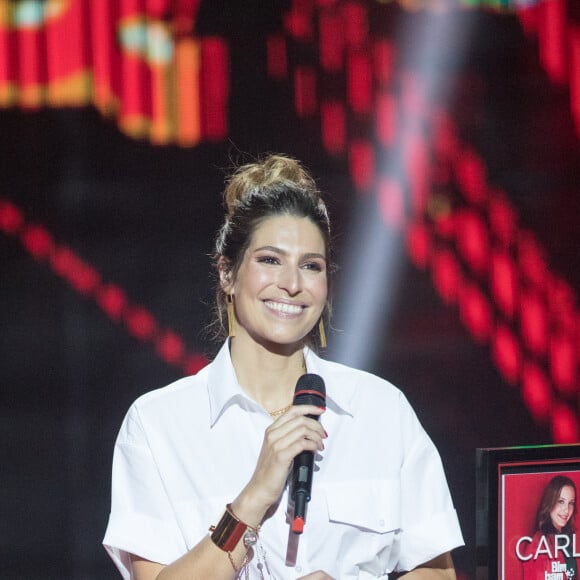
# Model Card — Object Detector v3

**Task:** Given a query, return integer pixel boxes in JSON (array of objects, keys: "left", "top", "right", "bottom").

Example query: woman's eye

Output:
[
  {"left": 257, "top": 255, "right": 279, "bottom": 265},
  {"left": 302, "top": 261, "right": 323, "bottom": 271}
]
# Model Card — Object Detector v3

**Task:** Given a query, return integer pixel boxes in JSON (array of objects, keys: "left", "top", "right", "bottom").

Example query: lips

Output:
[{"left": 264, "top": 300, "right": 304, "bottom": 315}]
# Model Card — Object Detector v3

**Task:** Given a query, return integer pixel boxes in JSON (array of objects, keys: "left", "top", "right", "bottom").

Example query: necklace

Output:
[
  {"left": 265, "top": 358, "right": 307, "bottom": 419},
  {"left": 267, "top": 404, "right": 292, "bottom": 419}
]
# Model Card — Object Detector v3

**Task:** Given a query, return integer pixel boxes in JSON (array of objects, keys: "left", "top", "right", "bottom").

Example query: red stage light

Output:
[
  {"left": 518, "top": 233, "right": 548, "bottom": 289},
  {"left": 490, "top": 250, "right": 517, "bottom": 319},
  {"left": 550, "top": 333, "right": 577, "bottom": 395},
  {"left": 183, "top": 352, "right": 208, "bottom": 375},
  {"left": 432, "top": 248, "right": 461, "bottom": 305},
  {"left": 0, "top": 200, "right": 24, "bottom": 234},
  {"left": 284, "top": 1, "right": 314, "bottom": 41},
  {"left": 551, "top": 403, "right": 579, "bottom": 444},
  {"left": 488, "top": 192, "right": 516, "bottom": 248},
  {"left": 22, "top": 225, "right": 54, "bottom": 260},
  {"left": 319, "top": 11, "right": 344, "bottom": 72},
  {"left": 433, "top": 111, "right": 460, "bottom": 160},
  {"left": 341, "top": 1, "right": 367, "bottom": 48},
  {"left": 125, "top": 306, "right": 158, "bottom": 340},
  {"left": 459, "top": 280, "right": 492, "bottom": 343},
  {"left": 492, "top": 324, "right": 521, "bottom": 385},
  {"left": 97, "top": 284, "right": 128, "bottom": 320},
  {"left": 547, "top": 276, "right": 575, "bottom": 327},
  {"left": 378, "top": 177, "right": 405, "bottom": 229},
  {"left": 321, "top": 100, "right": 346, "bottom": 154},
  {"left": 520, "top": 290, "right": 548, "bottom": 357},
  {"left": 433, "top": 211, "right": 455, "bottom": 240},
  {"left": 400, "top": 72, "right": 424, "bottom": 121},
  {"left": 455, "top": 149, "right": 487, "bottom": 205},
  {"left": 373, "top": 40, "right": 394, "bottom": 86},
  {"left": 522, "top": 363, "right": 552, "bottom": 423},
  {"left": 570, "top": 26, "right": 580, "bottom": 136},
  {"left": 348, "top": 139, "right": 374, "bottom": 193},
  {"left": 347, "top": 51, "right": 372, "bottom": 115},
  {"left": 456, "top": 209, "right": 489, "bottom": 277},
  {"left": 156, "top": 331, "right": 185, "bottom": 365},
  {"left": 376, "top": 92, "right": 397, "bottom": 146},
  {"left": 267, "top": 34, "right": 288, "bottom": 79},
  {"left": 200, "top": 37, "right": 229, "bottom": 141},
  {"left": 406, "top": 221, "right": 431, "bottom": 270},
  {"left": 538, "top": 0, "right": 568, "bottom": 84},
  {"left": 47, "top": 245, "right": 100, "bottom": 294},
  {"left": 403, "top": 132, "right": 429, "bottom": 215}
]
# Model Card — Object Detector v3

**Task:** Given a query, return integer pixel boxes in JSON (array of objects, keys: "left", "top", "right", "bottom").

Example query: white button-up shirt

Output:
[{"left": 103, "top": 341, "right": 463, "bottom": 579}]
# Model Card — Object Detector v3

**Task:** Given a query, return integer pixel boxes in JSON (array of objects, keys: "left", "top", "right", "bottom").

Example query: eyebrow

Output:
[{"left": 253, "top": 245, "right": 326, "bottom": 261}]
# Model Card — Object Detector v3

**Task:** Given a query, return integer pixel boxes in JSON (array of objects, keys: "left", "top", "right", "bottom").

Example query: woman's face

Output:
[
  {"left": 550, "top": 485, "right": 576, "bottom": 532},
  {"left": 224, "top": 214, "right": 327, "bottom": 351}
]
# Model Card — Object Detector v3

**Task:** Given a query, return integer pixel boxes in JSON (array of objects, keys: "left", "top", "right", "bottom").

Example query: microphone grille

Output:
[{"left": 294, "top": 373, "right": 326, "bottom": 403}]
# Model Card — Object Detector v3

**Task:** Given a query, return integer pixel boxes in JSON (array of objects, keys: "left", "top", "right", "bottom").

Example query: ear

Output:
[{"left": 218, "top": 256, "right": 234, "bottom": 293}]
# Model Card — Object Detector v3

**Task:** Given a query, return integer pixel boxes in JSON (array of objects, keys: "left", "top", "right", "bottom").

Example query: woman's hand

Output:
[
  {"left": 297, "top": 571, "right": 334, "bottom": 579},
  {"left": 231, "top": 404, "right": 326, "bottom": 526},
  {"left": 397, "top": 552, "right": 456, "bottom": 579}
]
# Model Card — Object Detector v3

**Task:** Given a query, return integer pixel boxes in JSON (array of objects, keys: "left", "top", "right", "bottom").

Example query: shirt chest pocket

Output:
[
  {"left": 320, "top": 479, "right": 401, "bottom": 578},
  {"left": 323, "top": 478, "right": 401, "bottom": 532}
]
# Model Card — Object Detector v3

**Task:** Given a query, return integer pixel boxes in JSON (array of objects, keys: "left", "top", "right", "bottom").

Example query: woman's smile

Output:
[{"left": 263, "top": 299, "right": 305, "bottom": 316}]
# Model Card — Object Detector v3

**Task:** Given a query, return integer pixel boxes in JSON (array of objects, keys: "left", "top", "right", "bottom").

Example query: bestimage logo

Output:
[{"left": 515, "top": 535, "right": 578, "bottom": 579}]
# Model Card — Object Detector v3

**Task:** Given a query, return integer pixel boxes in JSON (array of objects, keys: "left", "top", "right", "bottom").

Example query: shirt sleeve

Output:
[
  {"left": 395, "top": 393, "right": 464, "bottom": 572},
  {"left": 103, "top": 404, "right": 188, "bottom": 579}
]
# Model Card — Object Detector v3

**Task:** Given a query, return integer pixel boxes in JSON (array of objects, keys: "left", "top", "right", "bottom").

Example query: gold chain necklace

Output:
[
  {"left": 267, "top": 404, "right": 292, "bottom": 419},
  {"left": 266, "top": 359, "right": 307, "bottom": 419}
]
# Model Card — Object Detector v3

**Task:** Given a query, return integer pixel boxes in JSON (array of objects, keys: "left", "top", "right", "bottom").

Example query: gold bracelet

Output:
[{"left": 209, "top": 504, "right": 260, "bottom": 553}]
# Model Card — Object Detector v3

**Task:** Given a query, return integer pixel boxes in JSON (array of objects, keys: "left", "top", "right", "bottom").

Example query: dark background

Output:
[{"left": 1, "top": 2, "right": 579, "bottom": 578}]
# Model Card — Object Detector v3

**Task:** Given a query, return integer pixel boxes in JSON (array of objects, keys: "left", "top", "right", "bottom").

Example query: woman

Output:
[
  {"left": 103, "top": 154, "right": 464, "bottom": 579},
  {"left": 522, "top": 475, "right": 577, "bottom": 580}
]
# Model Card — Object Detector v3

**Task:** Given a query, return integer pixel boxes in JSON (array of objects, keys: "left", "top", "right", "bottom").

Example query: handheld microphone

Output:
[{"left": 291, "top": 373, "right": 326, "bottom": 534}]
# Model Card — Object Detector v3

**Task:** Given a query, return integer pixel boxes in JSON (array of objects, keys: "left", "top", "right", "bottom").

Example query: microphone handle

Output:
[{"left": 291, "top": 415, "right": 318, "bottom": 533}]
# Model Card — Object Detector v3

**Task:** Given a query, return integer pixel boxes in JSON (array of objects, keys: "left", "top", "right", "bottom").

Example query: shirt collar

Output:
[
  {"left": 303, "top": 347, "right": 355, "bottom": 417},
  {"left": 207, "top": 340, "right": 356, "bottom": 427},
  {"left": 207, "top": 340, "right": 251, "bottom": 427}
]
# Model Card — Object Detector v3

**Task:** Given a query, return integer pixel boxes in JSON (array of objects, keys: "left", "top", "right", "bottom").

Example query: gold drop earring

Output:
[
  {"left": 226, "top": 294, "right": 236, "bottom": 337},
  {"left": 318, "top": 317, "right": 327, "bottom": 348}
]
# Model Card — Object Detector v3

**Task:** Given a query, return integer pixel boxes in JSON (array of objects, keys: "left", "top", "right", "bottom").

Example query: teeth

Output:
[{"left": 265, "top": 301, "right": 303, "bottom": 314}]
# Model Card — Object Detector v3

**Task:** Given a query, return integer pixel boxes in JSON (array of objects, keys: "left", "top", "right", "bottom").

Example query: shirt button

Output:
[
  {"left": 379, "top": 519, "right": 385, "bottom": 527},
  {"left": 296, "top": 566, "right": 302, "bottom": 573}
]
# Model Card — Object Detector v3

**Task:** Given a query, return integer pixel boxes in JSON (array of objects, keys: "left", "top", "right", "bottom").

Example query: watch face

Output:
[{"left": 243, "top": 529, "right": 259, "bottom": 548}]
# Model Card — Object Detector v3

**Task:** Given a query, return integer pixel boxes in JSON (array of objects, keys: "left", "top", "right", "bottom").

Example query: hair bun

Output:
[{"left": 224, "top": 154, "right": 318, "bottom": 215}]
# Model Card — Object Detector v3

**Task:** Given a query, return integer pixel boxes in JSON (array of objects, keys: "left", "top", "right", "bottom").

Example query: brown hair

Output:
[
  {"left": 212, "top": 154, "right": 333, "bottom": 343},
  {"left": 534, "top": 475, "right": 577, "bottom": 535}
]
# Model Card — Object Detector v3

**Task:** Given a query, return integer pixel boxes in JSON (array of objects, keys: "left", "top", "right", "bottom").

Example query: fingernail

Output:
[{"left": 324, "top": 429, "right": 328, "bottom": 438}]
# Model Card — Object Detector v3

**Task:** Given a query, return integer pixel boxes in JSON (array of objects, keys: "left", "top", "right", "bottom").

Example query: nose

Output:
[{"left": 278, "top": 264, "right": 302, "bottom": 296}]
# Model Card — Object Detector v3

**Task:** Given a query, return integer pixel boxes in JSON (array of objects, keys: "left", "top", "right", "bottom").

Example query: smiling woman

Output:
[
  {"left": 102, "top": 154, "right": 464, "bottom": 580},
  {"left": 522, "top": 476, "right": 578, "bottom": 580}
]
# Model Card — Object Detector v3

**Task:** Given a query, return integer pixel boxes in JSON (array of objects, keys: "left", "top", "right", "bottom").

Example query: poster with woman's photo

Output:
[
  {"left": 501, "top": 469, "right": 580, "bottom": 579},
  {"left": 476, "top": 446, "right": 580, "bottom": 580}
]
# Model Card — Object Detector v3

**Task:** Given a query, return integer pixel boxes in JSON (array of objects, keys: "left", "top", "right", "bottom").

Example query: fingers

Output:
[
  {"left": 243, "top": 405, "right": 328, "bottom": 511},
  {"left": 272, "top": 404, "right": 325, "bottom": 425},
  {"left": 266, "top": 405, "right": 326, "bottom": 455}
]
